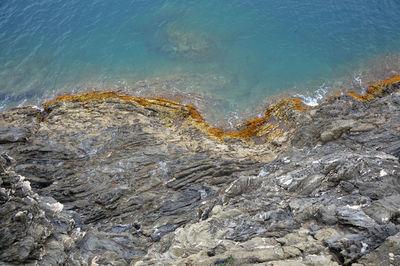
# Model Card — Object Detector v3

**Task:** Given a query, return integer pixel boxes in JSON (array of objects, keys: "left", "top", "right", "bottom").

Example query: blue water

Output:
[{"left": 1, "top": 0, "right": 400, "bottom": 123}]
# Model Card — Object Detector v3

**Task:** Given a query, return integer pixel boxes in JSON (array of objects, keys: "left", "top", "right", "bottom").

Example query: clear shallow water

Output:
[{"left": 1, "top": 0, "right": 400, "bottom": 123}]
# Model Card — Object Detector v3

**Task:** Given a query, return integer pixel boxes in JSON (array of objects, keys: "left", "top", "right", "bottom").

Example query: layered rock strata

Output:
[{"left": 0, "top": 75, "right": 399, "bottom": 265}]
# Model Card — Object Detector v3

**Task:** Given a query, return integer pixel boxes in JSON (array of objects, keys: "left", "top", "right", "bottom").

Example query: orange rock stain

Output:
[
  {"left": 42, "top": 74, "right": 400, "bottom": 143},
  {"left": 346, "top": 74, "right": 400, "bottom": 101}
]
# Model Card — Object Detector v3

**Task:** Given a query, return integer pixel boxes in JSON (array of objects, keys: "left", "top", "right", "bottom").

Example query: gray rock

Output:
[
  {"left": 0, "top": 79, "right": 399, "bottom": 265},
  {"left": 0, "top": 159, "right": 77, "bottom": 264},
  {"left": 357, "top": 232, "right": 400, "bottom": 266}
]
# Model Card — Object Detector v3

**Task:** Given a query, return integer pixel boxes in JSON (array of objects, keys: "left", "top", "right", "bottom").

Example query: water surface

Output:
[{"left": 1, "top": 0, "right": 400, "bottom": 124}]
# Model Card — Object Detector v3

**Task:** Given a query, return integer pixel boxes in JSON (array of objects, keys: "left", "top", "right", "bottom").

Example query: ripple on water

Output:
[{"left": 1, "top": 0, "right": 400, "bottom": 124}]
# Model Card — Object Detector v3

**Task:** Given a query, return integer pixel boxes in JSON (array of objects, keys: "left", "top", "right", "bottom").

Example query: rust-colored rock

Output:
[{"left": 347, "top": 74, "right": 400, "bottom": 101}]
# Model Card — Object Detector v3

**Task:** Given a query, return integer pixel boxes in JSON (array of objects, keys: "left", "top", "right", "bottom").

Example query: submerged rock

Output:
[
  {"left": 0, "top": 76, "right": 400, "bottom": 265},
  {"left": 162, "top": 24, "right": 219, "bottom": 62}
]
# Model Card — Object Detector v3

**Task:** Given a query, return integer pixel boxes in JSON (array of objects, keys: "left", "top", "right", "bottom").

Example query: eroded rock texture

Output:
[{"left": 0, "top": 79, "right": 400, "bottom": 265}]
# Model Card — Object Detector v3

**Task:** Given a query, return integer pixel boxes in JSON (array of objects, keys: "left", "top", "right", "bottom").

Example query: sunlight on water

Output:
[{"left": 1, "top": 0, "right": 400, "bottom": 124}]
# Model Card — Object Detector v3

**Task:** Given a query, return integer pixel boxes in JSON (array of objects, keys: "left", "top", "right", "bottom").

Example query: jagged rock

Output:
[
  {"left": 0, "top": 77, "right": 400, "bottom": 265},
  {"left": 0, "top": 159, "right": 79, "bottom": 265},
  {"left": 356, "top": 232, "right": 400, "bottom": 266}
]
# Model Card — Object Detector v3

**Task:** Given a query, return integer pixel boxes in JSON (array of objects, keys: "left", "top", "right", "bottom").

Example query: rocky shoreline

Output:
[{"left": 1, "top": 75, "right": 400, "bottom": 265}]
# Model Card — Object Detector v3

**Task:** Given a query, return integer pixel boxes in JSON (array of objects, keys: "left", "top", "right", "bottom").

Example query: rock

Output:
[
  {"left": 357, "top": 232, "right": 400, "bottom": 266},
  {"left": 162, "top": 24, "right": 219, "bottom": 62},
  {"left": 320, "top": 119, "right": 355, "bottom": 142},
  {"left": 0, "top": 126, "right": 30, "bottom": 143},
  {"left": 363, "top": 195, "right": 400, "bottom": 225},
  {"left": 314, "top": 228, "right": 341, "bottom": 242},
  {"left": 0, "top": 155, "right": 77, "bottom": 264},
  {"left": 223, "top": 175, "right": 262, "bottom": 200},
  {"left": 0, "top": 78, "right": 399, "bottom": 264},
  {"left": 303, "top": 255, "right": 339, "bottom": 266}
]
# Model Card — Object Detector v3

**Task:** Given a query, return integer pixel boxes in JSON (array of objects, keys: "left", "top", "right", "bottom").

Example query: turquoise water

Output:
[{"left": 1, "top": 0, "right": 400, "bottom": 123}]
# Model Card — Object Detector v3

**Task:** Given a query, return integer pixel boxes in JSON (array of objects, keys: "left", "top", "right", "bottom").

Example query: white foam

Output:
[
  {"left": 227, "top": 111, "right": 240, "bottom": 128},
  {"left": 353, "top": 72, "right": 367, "bottom": 93},
  {"left": 0, "top": 96, "right": 9, "bottom": 111},
  {"left": 294, "top": 84, "right": 329, "bottom": 106},
  {"left": 17, "top": 98, "right": 27, "bottom": 107}
]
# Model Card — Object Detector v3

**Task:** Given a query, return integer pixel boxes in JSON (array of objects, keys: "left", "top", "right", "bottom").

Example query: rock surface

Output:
[{"left": 0, "top": 77, "right": 400, "bottom": 265}]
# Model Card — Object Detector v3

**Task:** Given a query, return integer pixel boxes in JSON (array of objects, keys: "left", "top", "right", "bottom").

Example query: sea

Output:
[{"left": 1, "top": 0, "right": 400, "bottom": 127}]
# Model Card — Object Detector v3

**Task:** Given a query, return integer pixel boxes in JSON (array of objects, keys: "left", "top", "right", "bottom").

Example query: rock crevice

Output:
[{"left": 0, "top": 76, "right": 400, "bottom": 265}]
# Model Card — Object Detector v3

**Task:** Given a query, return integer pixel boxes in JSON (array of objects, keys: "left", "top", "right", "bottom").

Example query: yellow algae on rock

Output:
[
  {"left": 347, "top": 74, "right": 400, "bottom": 101},
  {"left": 43, "top": 92, "right": 308, "bottom": 144},
  {"left": 42, "top": 74, "right": 400, "bottom": 145}
]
